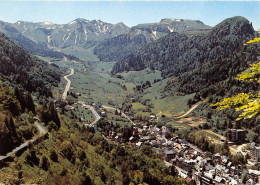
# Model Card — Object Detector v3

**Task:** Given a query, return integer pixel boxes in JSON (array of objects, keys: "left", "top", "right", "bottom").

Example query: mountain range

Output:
[
  {"left": 94, "top": 18, "right": 211, "bottom": 61},
  {"left": 0, "top": 18, "right": 211, "bottom": 61},
  {"left": 0, "top": 18, "right": 130, "bottom": 60}
]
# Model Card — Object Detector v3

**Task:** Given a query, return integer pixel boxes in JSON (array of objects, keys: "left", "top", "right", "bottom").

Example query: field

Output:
[
  {"left": 69, "top": 68, "right": 132, "bottom": 106},
  {"left": 132, "top": 102, "right": 146, "bottom": 110},
  {"left": 73, "top": 104, "right": 95, "bottom": 123},
  {"left": 118, "top": 68, "right": 162, "bottom": 85},
  {"left": 61, "top": 46, "right": 99, "bottom": 61},
  {"left": 167, "top": 121, "right": 192, "bottom": 131},
  {"left": 105, "top": 109, "right": 132, "bottom": 127},
  {"left": 119, "top": 69, "right": 195, "bottom": 117}
]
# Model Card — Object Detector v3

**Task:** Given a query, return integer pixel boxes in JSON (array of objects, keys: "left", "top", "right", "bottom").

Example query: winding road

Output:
[
  {"left": 84, "top": 105, "right": 101, "bottom": 127},
  {"left": 0, "top": 121, "right": 47, "bottom": 161},
  {"left": 62, "top": 68, "right": 74, "bottom": 100}
]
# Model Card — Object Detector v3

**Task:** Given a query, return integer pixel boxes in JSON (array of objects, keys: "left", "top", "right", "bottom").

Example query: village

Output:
[{"left": 75, "top": 101, "right": 260, "bottom": 185}]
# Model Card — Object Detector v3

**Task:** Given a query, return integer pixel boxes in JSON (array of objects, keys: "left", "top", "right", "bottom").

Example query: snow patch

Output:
[
  {"left": 152, "top": 30, "right": 157, "bottom": 39},
  {"left": 83, "top": 27, "right": 88, "bottom": 41},
  {"left": 64, "top": 33, "right": 71, "bottom": 43},
  {"left": 75, "top": 32, "right": 77, "bottom": 44},
  {"left": 69, "top": 21, "right": 76, "bottom": 25},
  {"left": 171, "top": 19, "right": 181, "bottom": 22},
  {"left": 168, "top": 27, "right": 174, "bottom": 33},
  {"left": 42, "top": 22, "right": 52, "bottom": 25},
  {"left": 47, "top": 36, "right": 51, "bottom": 43}
]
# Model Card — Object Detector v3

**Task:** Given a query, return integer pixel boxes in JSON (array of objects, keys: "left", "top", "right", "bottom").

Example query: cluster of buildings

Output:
[
  {"left": 108, "top": 123, "right": 260, "bottom": 185},
  {"left": 170, "top": 152, "right": 260, "bottom": 185},
  {"left": 81, "top": 102, "right": 260, "bottom": 184}
]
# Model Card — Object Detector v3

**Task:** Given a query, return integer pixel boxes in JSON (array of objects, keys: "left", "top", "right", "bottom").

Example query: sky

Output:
[{"left": 0, "top": 1, "right": 259, "bottom": 29}]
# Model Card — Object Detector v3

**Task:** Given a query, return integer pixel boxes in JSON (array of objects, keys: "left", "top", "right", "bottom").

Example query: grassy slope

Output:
[
  {"left": 62, "top": 46, "right": 99, "bottom": 61},
  {"left": 118, "top": 68, "right": 162, "bottom": 85},
  {"left": 119, "top": 68, "right": 194, "bottom": 117}
]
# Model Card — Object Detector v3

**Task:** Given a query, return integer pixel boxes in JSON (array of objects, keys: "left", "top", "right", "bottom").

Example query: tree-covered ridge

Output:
[
  {"left": 0, "top": 32, "right": 62, "bottom": 96},
  {"left": 111, "top": 17, "right": 258, "bottom": 94},
  {"left": 112, "top": 17, "right": 254, "bottom": 73},
  {"left": 0, "top": 82, "right": 38, "bottom": 155}
]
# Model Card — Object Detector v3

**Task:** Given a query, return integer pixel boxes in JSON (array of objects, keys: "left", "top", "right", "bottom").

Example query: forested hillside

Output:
[
  {"left": 112, "top": 17, "right": 254, "bottom": 73},
  {"left": 0, "top": 32, "right": 62, "bottom": 96},
  {"left": 94, "top": 18, "right": 211, "bottom": 62},
  {"left": 0, "top": 82, "right": 38, "bottom": 155},
  {"left": 112, "top": 17, "right": 258, "bottom": 93}
]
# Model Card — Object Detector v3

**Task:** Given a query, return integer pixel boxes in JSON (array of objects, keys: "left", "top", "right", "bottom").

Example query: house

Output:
[
  {"left": 247, "top": 169, "right": 260, "bottom": 184},
  {"left": 150, "top": 140, "right": 158, "bottom": 147},
  {"left": 129, "top": 136, "right": 135, "bottom": 143},
  {"left": 247, "top": 178, "right": 254, "bottom": 185},
  {"left": 199, "top": 173, "right": 213, "bottom": 185},
  {"left": 194, "top": 151, "right": 201, "bottom": 156},
  {"left": 214, "top": 176, "right": 225, "bottom": 184},
  {"left": 221, "top": 155, "right": 229, "bottom": 165},
  {"left": 150, "top": 114, "right": 156, "bottom": 120},
  {"left": 204, "top": 165, "right": 214, "bottom": 172},
  {"left": 177, "top": 168, "right": 189, "bottom": 179},
  {"left": 140, "top": 136, "right": 149, "bottom": 142},
  {"left": 213, "top": 153, "right": 221, "bottom": 164},
  {"left": 115, "top": 135, "right": 122, "bottom": 143},
  {"left": 136, "top": 142, "right": 143, "bottom": 148},
  {"left": 101, "top": 111, "right": 106, "bottom": 117},
  {"left": 227, "top": 129, "right": 247, "bottom": 144},
  {"left": 164, "top": 150, "right": 176, "bottom": 161},
  {"left": 215, "top": 164, "right": 226, "bottom": 176}
]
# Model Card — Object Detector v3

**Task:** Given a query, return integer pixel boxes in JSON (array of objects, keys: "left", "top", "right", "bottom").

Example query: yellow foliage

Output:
[
  {"left": 243, "top": 37, "right": 260, "bottom": 45},
  {"left": 212, "top": 36, "right": 260, "bottom": 120},
  {"left": 236, "top": 63, "right": 260, "bottom": 83}
]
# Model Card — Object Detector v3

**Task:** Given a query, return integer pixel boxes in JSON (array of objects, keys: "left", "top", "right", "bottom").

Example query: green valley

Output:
[{"left": 0, "top": 4, "right": 259, "bottom": 184}]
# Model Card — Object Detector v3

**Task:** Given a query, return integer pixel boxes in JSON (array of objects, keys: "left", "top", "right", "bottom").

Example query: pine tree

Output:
[
  {"left": 40, "top": 155, "right": 49, "bottom": 171},
  {"left": 9, "top": 116, "right": 17, "bottom": 138},
  {"left": 50, "top": 103, "right": 60, "bottom": 128},
  {"left": 14, "top": 87, "right": 25, "bottom": 113},
  {"left": 26, "top": 92, "right": 35, "bottom": 114}
]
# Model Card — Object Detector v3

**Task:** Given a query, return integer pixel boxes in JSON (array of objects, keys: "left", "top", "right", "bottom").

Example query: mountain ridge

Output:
[
  {"left": 111, "top": 16, "right": 258, "bottom": 95},
  {"left": 93, "top": 18, "right": 212, "bottom": 62}
]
